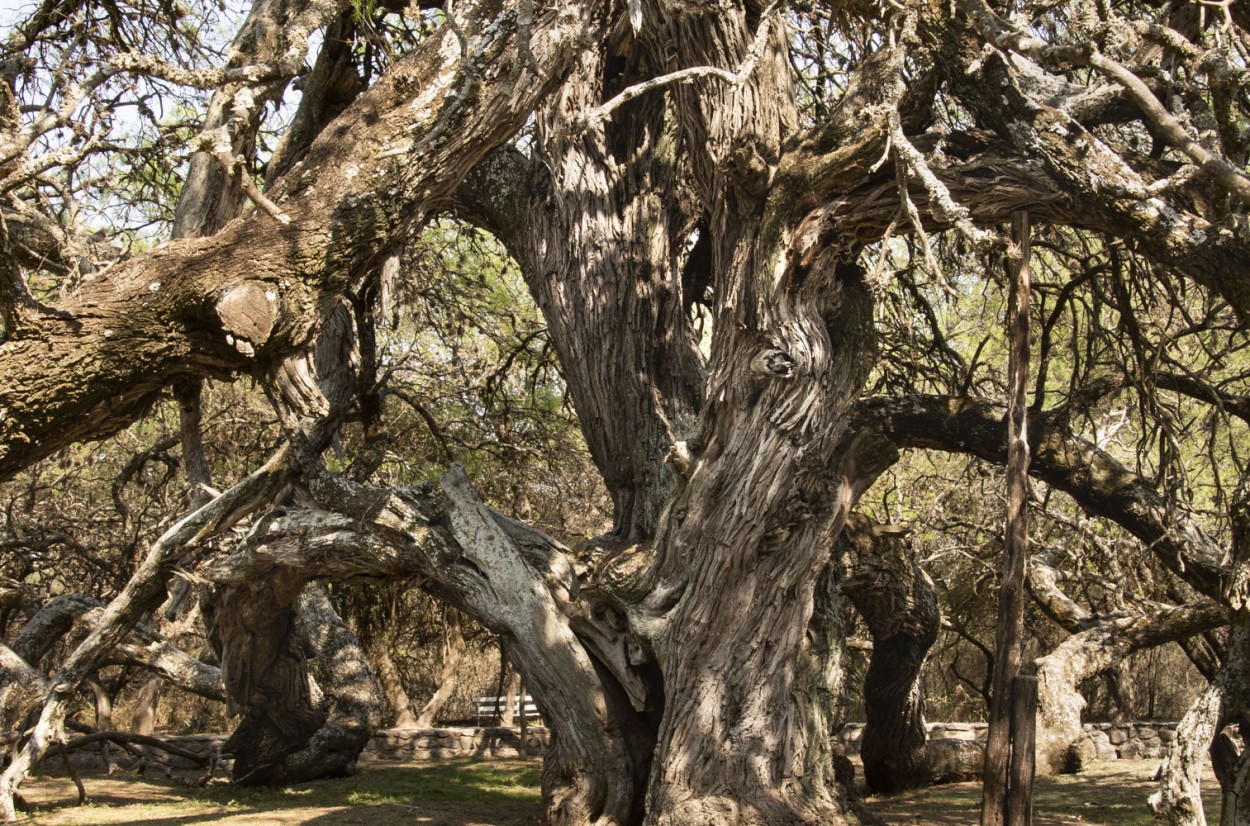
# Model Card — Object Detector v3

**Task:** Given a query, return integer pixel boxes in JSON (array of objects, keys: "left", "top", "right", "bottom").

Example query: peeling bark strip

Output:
[{"left": 982, "top": 211, "right": 1031, "bottom": 826}]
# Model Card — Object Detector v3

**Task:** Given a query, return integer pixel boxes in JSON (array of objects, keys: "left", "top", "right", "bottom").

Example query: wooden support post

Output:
[
  {"left": 1008, "top": 673, "right": 1038, "bottom": 826},
  {"left": 518, "top": 679, "right": 529, "bottom": 757},
  {"left": 981, "top": 211, "right": 1032, "bottom": 826}
]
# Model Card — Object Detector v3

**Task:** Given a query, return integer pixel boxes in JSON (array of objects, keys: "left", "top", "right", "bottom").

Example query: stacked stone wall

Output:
[
  {"left": 836, "top": 721, "right": 1178, "bottom": 761},
  {"left": 135, "top": 722, "right": 1173, "bottom": 770},
  {"left": 363, "top": 726, "right": 551, "bottom": 761}
]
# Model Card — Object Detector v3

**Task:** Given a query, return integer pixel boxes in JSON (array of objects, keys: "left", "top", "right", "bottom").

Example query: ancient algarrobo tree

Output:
[{"left": 3, "top": 0, "right": 1250, "bottom": 823}]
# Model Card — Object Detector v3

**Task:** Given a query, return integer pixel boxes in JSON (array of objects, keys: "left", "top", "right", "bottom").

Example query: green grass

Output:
[
  {"left": 183, "top": 758, "right": 543, "bottom": 809},
  {"left": 25, "top": 757, "right": 544, "bottom": 824},
  {"left": 862, "top": 760, "right": 1223, "bottom": 825}
]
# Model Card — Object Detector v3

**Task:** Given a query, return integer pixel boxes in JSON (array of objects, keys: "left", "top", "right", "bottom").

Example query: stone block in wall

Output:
[
  {"left": 1108, "top": 728, "right": 1128, "bottom": 745},
  {"left": 1118, "top": 739, "right": 1146, "bottom": 759},
  {"left": 1137, "top": 726, "right": 1158, "bottom": 740},
  {"left": 1159, "top": 729, "right": 1175, "bottom": 744}
]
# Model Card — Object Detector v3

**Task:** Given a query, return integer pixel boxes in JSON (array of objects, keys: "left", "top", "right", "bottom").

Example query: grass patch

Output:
[
  {"left": 181, "top": 758, "right": 543, "bottom": 809},
  {"left": 862, "top": 759, "right": 1223, "bottom": 826},
  {"left": 24, "top": 758, "right": 544, "bottom": 825}
]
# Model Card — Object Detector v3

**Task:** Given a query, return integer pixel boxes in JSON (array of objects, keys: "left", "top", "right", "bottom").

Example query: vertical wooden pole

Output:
[
  {"left": 1008, "top": 673, "right": 1038, "bottom": 826},
  {"left": 981, "top": 211, "right": 1032, "bottom": 826},
  {"left": 518, "top": 679, "right": 529, "bottom": 757}
]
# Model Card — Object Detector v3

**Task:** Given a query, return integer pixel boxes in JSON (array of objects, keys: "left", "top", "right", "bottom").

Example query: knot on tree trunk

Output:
[
  {"left": 751, "top": 348, "right": 796, "bottom": 378},
  {"left": 215, "top": 281, "right": 277, "bottom": 357}
]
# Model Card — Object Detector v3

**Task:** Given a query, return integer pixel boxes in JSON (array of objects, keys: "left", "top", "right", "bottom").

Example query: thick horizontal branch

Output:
[
  {"left": 0, "top": 0, "right": 602, "bottom": 483},
  {"left": 854, "top": 394, "right": 1230, "bottom": 600}
]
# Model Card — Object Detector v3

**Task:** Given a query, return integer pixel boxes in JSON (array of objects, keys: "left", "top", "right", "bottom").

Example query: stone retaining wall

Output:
[
  {"left": 364, "top": 726, "right": 551, "bottom": 761},
  {"left": 148, "top": 721, "right": 1173, "bottom": 769},
  {"left": 150, "top": 727, "right": 553, "bottom": 767},
  {"left": 836, "top": 721, "right": 1178, "bottom": 761}
]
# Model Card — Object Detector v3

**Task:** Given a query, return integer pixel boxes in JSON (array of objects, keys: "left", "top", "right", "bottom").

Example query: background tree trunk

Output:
[
  {"left": 414, "top": 609, "right": 465, "bottom": 729},
  {"left": 838, "top": 515, "right": 982, "bottom": 793}
]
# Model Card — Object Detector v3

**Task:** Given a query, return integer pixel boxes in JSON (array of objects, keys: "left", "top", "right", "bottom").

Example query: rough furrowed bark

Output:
[
  {"left": 642, "top": 253, "right": 875, "bottom": 824},
  {"left": 618, "top": 4, "right": 893, "bottom": 821},
  {"left": 436, "top": 470, "right": 651, "bottom": 826},
  {"left": 1150, "top": 645, "right": 1228, "bottom": 826},
  {"left": 0, "top": 0, "right": 607, "bottom": 483},
  {"left": 458, "top": 32, "right": 705, "bottom": 544}
]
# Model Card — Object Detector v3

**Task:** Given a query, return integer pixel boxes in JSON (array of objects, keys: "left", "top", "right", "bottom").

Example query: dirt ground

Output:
[
  {"left": 861, "top": 759, "right": 1219, "bottom": 826},
  {"left": 19, "top": 760, "right": 545, "bottom": 826},
  {"left": 23, "top": 774, "right": 540, "bottom": 825},
  {"left": 16, "top": 758, "right": 1214, "bottom": 825}
]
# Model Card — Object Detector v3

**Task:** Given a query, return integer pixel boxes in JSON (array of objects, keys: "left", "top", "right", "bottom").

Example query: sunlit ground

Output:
[{"left": 19, "top": 757, "right": 1219, "bottom": 825}]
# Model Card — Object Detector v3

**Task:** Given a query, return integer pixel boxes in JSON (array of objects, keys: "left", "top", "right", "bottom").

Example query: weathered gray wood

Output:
[
  {"left": 982, "top": 210, "right": 1031, "bottom": 826},
  {"left": 1008, "top": 674, "right": 1038, "bottom": 826},
  {"left": 1030, "top": 563, "right": 1227, "bottom": 774}
]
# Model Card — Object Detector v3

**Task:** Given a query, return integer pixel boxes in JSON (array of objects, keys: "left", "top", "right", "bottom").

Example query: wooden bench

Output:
[{"left": 473, "top": 694, "right": 540, "bottom": 726}]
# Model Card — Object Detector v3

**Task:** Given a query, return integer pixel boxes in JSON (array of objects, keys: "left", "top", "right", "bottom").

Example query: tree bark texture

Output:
[
  {"left": 1007, "top": 674, "right": 1037, "bottom": 826},
  {"left": 458, "top": 32, "right": 706, "bottom": 543},
  {"left": 9, "top": 0, "right": 1250, "bottom": 824},
  {"left": 203, "top": 577, "right": 385, "bottom": 785},
  {"left": 0, "top": 0, "right": 606, "bottom": 482}
]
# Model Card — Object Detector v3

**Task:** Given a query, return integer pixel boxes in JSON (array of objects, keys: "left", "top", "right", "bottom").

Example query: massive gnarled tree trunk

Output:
[{"left": 6, "top": 0, "right": 1250, "bottom": 821}]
